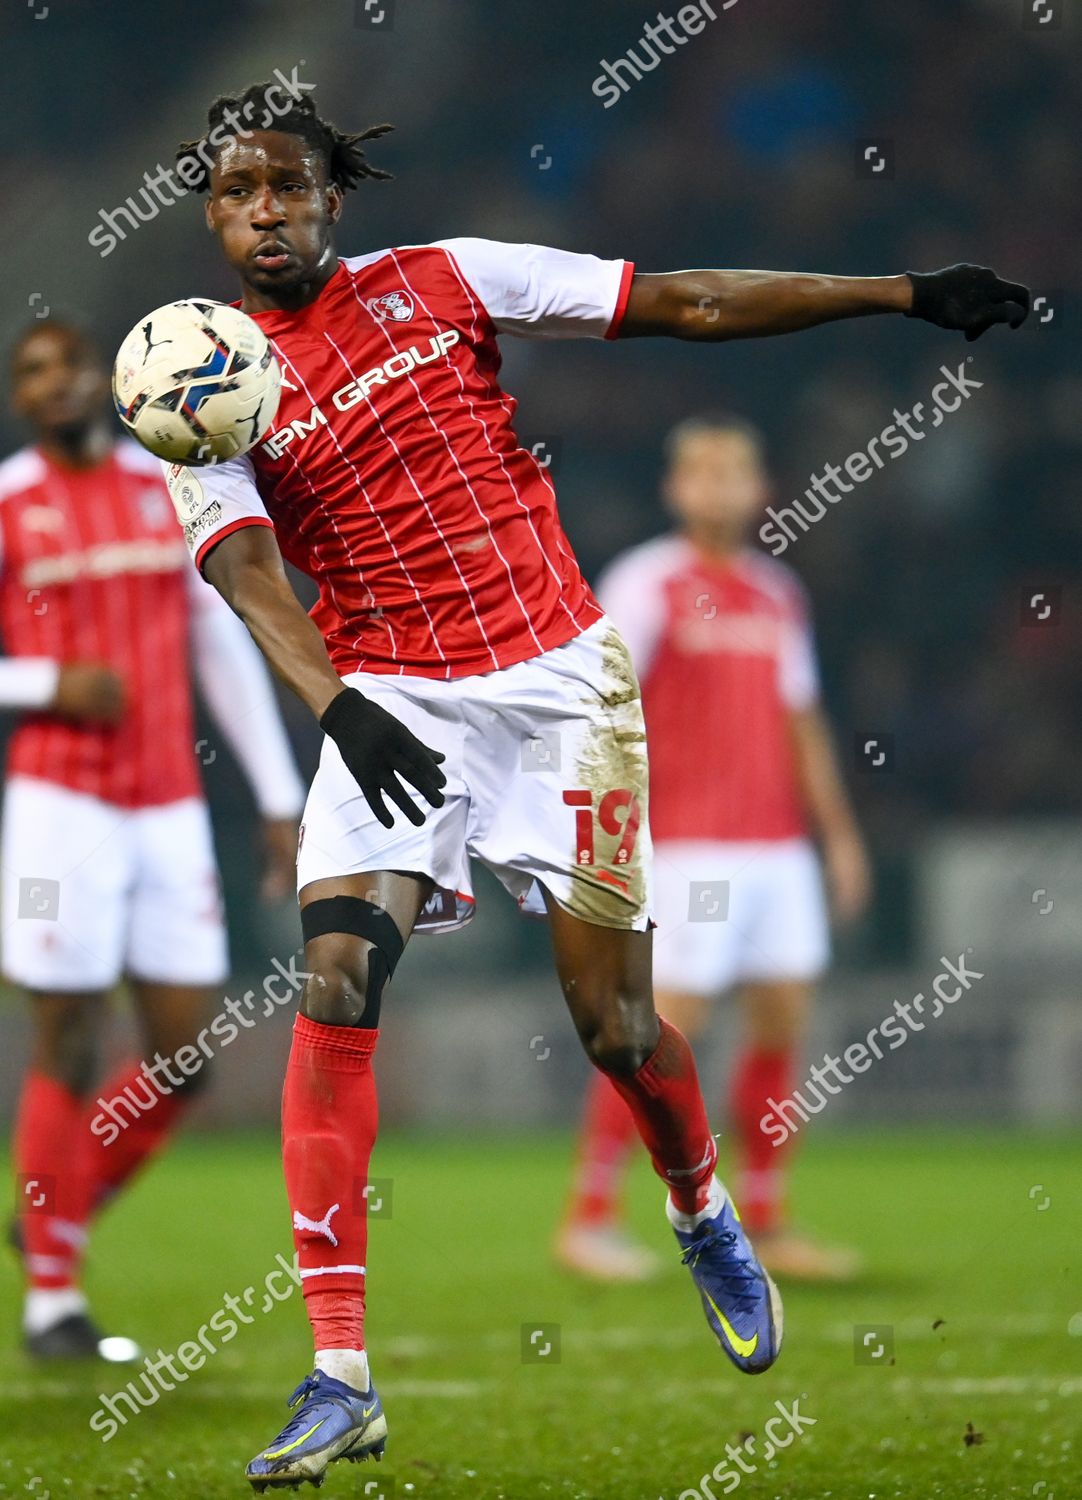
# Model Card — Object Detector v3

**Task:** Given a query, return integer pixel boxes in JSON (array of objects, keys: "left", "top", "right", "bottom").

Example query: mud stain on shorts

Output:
[{"left": 565, "top": 625, "right": 651, "bottom": 927}]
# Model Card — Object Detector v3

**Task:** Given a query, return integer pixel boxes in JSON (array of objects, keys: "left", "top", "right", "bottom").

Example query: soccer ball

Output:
[{"left": 112, "top": 299, "right": 281, "bottom": 465}]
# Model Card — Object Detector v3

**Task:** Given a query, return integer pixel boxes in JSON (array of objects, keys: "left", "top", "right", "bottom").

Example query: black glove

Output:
[
  {"left": 905, "top": 264, "right": 1030, "bottom": 343},
  {"left": 320, "top": 687, "right": 446, "bottom": 829}
]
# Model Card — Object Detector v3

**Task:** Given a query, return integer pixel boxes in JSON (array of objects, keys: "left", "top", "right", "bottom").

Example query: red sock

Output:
[
  {"left": 84, "top": 1061, "right": 192, "bottom": 1215},
  {"left": 729, "top": 1045, "right": 795, "bottom": 1234},
  {"left": 567, "top": 1071, "right": 638, "bottom": 1226},
  {"left": 14, "top": 1071, "right": 94, "bottom": 1290},
  {"left": 282, "top": 1015, "right": 378, "bottom": 1352},
  {"left": 607, "top": 1019, "right": 717, "bottom": 1215}
]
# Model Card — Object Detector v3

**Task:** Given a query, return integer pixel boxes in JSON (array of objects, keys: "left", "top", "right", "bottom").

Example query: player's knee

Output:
[
  {"left": 300, "top": 900, "right": 403, "bottom": 1027},
  {"left": 302, "top": 951, "right": 376, "bottom": 1028},
  {"left": 749, "top": 1012, "right": 801, "bottom": 1049},
  {"left": 46, "top": 1039, "right": 98, "bottom": 1096},
  {"left": 170, "top": 1056, "right": 213, "bottom": 1098},
  {"left": 31, "top": 999, "right": 99, "bottom": 1095},
  {"left": 578, "top": 993, "right": 659, "bottom": 1079},
  {"left": 744, "top": 983, "right": 810, "bottom": 1049}
]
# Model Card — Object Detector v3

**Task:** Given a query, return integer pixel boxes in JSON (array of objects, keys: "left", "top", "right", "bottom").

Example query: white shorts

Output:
[
  {"left": 0, "top": 775, "right": 229, "bottom": 991},
  {"left": 650, "top": 838, "right": 829, "bottom": 996},
  {"left": 297, "top": 617, "right": 653, "bottom": 933}
]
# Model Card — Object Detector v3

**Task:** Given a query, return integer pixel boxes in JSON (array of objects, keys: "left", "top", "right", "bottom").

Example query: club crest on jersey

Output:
[{"left": 367, "top": 290, "right": 415, "bottom": 323}]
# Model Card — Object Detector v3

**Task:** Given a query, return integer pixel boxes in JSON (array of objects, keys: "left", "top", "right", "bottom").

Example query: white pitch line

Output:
[
  {"left": 8, "top": 1379, "right": 487, "bottom": 1404},
  {"left": 383, "top": 1334, "right": 440, "bottom": 1357},
  {"left": 823, "top": 1315, "right": 1059, "bottom": 1341},
  {"left": 893, "top": 1376, "right": 1082, "bottom": 1397},
  {"left": 619, "top": 1374, "right": 1082, "bottom": 1399},
  {"left": 540, "top": 1317, "right": 1068, "bottom": 1350},
  {"left": 18, "top": 1375, "right": 1082, "bottom": 1411}
]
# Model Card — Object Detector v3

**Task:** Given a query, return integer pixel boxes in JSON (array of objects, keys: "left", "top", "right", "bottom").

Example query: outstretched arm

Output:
[
  {"left": 619, "top": 263, "right": 1030, "bottom": 343},
  {"left": 202, "top": 525, "right": 445, "bottom": 829}
]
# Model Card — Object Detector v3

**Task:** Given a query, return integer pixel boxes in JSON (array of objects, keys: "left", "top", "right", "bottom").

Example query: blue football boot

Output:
[
  {"left": 246, "top": 1370, "right": 387, "bottom": 1491},
  {"left": 670, "top": 1186, "right": 783, "bottom": 1374}
]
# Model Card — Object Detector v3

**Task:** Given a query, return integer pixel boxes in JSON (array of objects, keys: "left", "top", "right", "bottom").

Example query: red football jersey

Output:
[
  {"left": 168, "top": 240, "right": 636, "bottom": 678},
  {"left": 598, "top": 537, "right": 820, "bottom": 843},
  {"left": 0, "top": 441, "right": 200, "bottom": 806}
]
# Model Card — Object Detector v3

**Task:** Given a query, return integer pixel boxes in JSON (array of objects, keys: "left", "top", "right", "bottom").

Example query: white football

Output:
[{"left": 112, "top": 299, "right": 281, "bottom": 465}]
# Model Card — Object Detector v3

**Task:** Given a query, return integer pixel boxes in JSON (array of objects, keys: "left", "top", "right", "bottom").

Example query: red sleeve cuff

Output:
[
  {"left": 605, "top": 260, "right": 636, "bottom": 340},
  {"left": 194, "top": 515, "right": 274, "bottom": 574}
]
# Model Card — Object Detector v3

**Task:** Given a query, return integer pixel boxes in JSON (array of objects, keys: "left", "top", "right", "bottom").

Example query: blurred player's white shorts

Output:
[
  {"left": 0, "top": 775, "right": 229, "bottom": 991},
  {"left": 650, "top": 838, "right": 829, "bottom": 995},
  {"left": 297, "top": 616, "right": 653, "bottom": 933}
]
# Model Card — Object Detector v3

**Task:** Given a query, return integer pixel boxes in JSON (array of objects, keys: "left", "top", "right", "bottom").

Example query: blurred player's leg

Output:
[
  {"left": 247, "top": 870, "right": 428, "bottom": 1491},
  {"left": 545, "top": 899, "right": 781, "bottom": 1374},
  {"left": 3, "top": 779, "right": 138, "bottom": 1357},
  {"left": 733, "top": 979, "right": 859, "bottom": 1282},
  {"left": 731, "top": 840, "right": 859, "bottom": 1280},
  {"left": 557, "top": 988, "right": 708, "bottom": 1281},
  {"left": 81, "top": 796, "right": 228, "bottom": 1214},
  {"left": 729, "top": 979, "right": 805, "bottom": 1236},
  {"left": 13, "top": 991, "right": 121, "bottom": 1356},
  {"left": 84, "top": 981, "right": 214, "bottom": 1215}
]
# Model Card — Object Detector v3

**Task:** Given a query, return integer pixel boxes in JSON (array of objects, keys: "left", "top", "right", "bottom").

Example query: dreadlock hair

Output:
[{"left": 176, "top": 81, "right": 393, "bottom": 194}]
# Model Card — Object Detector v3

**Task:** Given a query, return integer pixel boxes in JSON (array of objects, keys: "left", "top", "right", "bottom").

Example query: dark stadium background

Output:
[{"left": 0, "top": 0, "right": 1077, "bottom": 1130}]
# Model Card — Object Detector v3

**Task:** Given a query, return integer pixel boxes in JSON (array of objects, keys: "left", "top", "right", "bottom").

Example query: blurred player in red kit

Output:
[
  {"left": 1, "top": 321, "right": 305, "bottom": 1358},
  {"left": 164, "top": 80, "right": 1028, "bottom": 1488},
  {"left": 557, "top": 414, "right": 870, "bottom": 1285}
]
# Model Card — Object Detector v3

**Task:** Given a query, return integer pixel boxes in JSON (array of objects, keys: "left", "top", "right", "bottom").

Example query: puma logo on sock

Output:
[
  {"left": 666, "top": 1140, "right": 717, "bottom": 1180},
  {"left": 292, "top": 1202, "right": 341, "bottom": 1246}
]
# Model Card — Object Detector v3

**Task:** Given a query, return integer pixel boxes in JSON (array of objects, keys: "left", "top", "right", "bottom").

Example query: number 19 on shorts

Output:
[{"left": 563, "top": 788, "right": 642, "bottom": 867}]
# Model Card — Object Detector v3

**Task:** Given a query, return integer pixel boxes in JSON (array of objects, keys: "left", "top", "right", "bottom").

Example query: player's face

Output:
[
  {"left": 206, "top": 131, "right": 344, "bottom": 298},
  {"left": 663, "top": 431, "right": 768, "bottom": 541},
  {"left": 10, "top": 326, "right": 108, "bottom": 438}
]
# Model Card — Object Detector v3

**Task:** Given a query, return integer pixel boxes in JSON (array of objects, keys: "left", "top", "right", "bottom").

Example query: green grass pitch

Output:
[{"left": 0, "top": 1127, "right": 1078, "bottom": 1499}]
